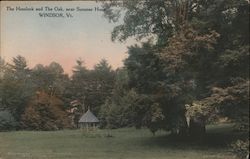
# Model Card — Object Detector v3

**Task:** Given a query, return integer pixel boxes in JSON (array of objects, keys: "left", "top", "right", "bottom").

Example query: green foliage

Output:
[
  {"left": 231, "top": 139, "right": 249, "bottom": 159},
  {"left": 69, "top": 59, "right": 115, "bottom": 127},
  {"left": 125, "top": 42, "right": 165, "bottom": 94},
  {"left": 1, "top": 56, "right": 117, "bottom": 131},
  {"left": 104, "top": 0, "right": 249, "bottom": 139},
  {"left": 103, "top": 0, "right": 177, "bottom": 45},
  {"left": 100, "top": 88, "right": 137, "bottom": 129},
  {"left": 1, "top": 55, "right": 34, "bottom": 122},
  {"left": 1, "top": 57, "right": 71, "bottom": 131},
  {"left": 89, "top": 59, "right": 115, "bottom": 114},
  {"left": 31, "top": 62, "right": 70, "bottom": 97},
  {"left": 69, "top": 58, "right": 90, "bottom": 107},
  {"left": 200, "top": 80, "right": 249, "bottom": 131},
  {"left": 148, "top": 103, "right": 165, "bottom": 134},
  {"left": 124, "top": 42, "right": 191, "bottom": 134},
  {"left": 99, "top": 66, "right": 169, "bottom": 132},
  {"left": 0, "top": 110, "right": 17, "bottom": 131}
]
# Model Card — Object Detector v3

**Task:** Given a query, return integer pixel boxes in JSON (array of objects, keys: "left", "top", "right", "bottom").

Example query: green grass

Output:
[{"left": 0, "top": 124, "right": 239, "bottom": 159}]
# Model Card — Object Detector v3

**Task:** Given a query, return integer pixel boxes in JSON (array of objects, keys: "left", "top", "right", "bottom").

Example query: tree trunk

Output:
[
  {"left": 189, "top": 117, "right": 206, "bottom": 138},
  {"left": 170, "top": 113, "right": 189, "bottom": 137},
  {"left": 178, "top": 113, "right": 189, "bottom": 136}
]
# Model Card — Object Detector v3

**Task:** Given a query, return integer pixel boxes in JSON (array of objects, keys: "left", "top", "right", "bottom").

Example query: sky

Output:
[{"left": 1, "top": 1, "right": 136, "bottom": 75}]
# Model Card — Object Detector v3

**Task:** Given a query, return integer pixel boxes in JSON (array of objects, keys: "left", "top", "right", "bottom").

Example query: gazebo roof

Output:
[{"left": 78, "top": 109, "right": 99, "bottom": 123}]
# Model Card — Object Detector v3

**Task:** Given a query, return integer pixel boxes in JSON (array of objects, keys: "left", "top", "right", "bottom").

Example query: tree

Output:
[
  {"left": 102, "top": 0, "right": 192, "bottom": 46},
  {"left": 68, "top": 58, "right": 90, "bottom": 114},
  {"left": 70, "top": 58, "right": 89, "bottom": 104},
  {"left": 31, "top": 62, "right": 71, "bottom": 112},
  {"left": 31, "top": 62, "right": 69, "bottom": 96},
  {"left": 69, "top": 58, "right": 115, "bottom": 125},
  {"left": 102, "top": 0, "right": 201, "bottom": 135},
  {"left": 0, "top": 57, "right": 7, "bottom": 110},
  {"left": 124, "top": 42, "right": 192, "bottom": 135},
  {"left": 158, "top": 0, "right": 249, "bottom": 141},
  {"left": 88, "top": 59, "right": 115, "bottom": 114},
  {"left": 66, "top": 59, "right": 91, "bottom": 127},
  {"left": 1, "top": 55, "right": 34, "bottom": 123},
  {"left": 159, "top": 25, "right": 220, "bottom": 135},
  {"left": 99, "top": 68, "right": 136, "bottom": 129},
  {"left": 103, "top": 0, "right": 249, "bottom": 140},
  {"left": 21, "top": 91, "right": 71, "bottom": 130},
  {"left": 0, "top": 57, "right": 6, "bottom": 79}
]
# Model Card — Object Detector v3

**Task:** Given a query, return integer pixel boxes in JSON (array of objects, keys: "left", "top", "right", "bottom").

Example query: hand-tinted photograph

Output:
[{"left": 0, "top": 1, "right": 249, "bottom": 159}]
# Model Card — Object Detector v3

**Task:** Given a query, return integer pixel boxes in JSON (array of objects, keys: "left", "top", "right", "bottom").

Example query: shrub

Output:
[
  {"left": 0, "top": 110, "right": 17, "bottom": 131},
  {"left": 231, "top": 139, "right": 249, "bottom": 159}
]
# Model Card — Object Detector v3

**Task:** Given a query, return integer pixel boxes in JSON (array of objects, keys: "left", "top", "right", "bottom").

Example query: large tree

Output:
[
  {"left": 103, "top": 0, "right": 249, "bottom": 138},
  {"left": 182, "top": 0, "right": 249, "bottom": 134},
  {"left": 87, "top": 59, "right": 115, "bottom": 114},
  {"left": 124, "top": 42, "right": 193, "bottom": 134}
]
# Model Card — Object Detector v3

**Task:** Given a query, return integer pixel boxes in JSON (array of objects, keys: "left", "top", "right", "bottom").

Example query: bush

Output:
[
  {"left": 0, "top": 110, "right": 17, "bottom": 131},
  {"left": 231, "top": 139, "right": 249, "bottom": 159}
]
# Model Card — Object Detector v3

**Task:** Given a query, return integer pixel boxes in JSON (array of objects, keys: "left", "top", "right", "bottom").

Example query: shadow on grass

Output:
[{"left": 138, "top": 124, "right": 248, "bottom": 150}]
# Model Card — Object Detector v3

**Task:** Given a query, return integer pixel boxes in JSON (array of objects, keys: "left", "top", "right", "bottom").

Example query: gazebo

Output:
[{"left": 78, "top": 109, "right": 99, "bottom": 130}]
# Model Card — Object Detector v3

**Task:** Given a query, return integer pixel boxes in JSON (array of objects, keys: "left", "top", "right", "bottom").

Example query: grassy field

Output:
[{"left": 0, "top": 124, "right": 240, "bottom": 159}]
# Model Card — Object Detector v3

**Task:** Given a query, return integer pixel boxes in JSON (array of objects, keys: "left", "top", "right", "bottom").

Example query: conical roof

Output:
[{"left": 78, "top": 109, "right": 99, "bottom": 123}]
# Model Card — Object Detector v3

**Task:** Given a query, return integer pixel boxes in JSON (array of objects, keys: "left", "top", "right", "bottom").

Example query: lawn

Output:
[{"left": 0, "top": 124, "right": 239, "bottom": 159}]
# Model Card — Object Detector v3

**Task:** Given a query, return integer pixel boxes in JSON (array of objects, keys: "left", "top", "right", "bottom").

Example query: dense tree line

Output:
[{"left": 0, "top": 56, "right": 115, "bottom": 130}]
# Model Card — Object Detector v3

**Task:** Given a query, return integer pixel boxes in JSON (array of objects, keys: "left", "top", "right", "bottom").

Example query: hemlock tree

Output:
[
  {"left": 87, "top": 59, "right": 115, "bottom": 115},
  {"left": 69, "top": 58, "right": 89, "bottom": 110}
]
